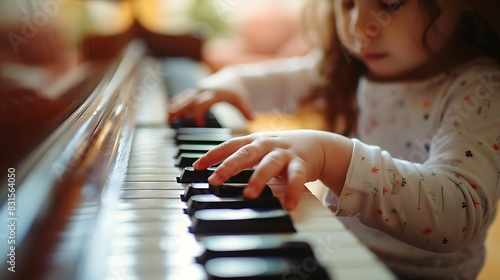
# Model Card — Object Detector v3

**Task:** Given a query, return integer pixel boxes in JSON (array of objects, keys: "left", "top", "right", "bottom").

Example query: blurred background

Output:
[
  {"left": 0, "top": 1, "right": 497, "bottom": 280},
  {"left": 0, "top": 0, "right": 310, "bottom": 174},
  {"left": 133, "top": 0, "right": 310, "bottom": 70},
  {"left": 0, "top": 2, "right": 313, "bottom": 279}
]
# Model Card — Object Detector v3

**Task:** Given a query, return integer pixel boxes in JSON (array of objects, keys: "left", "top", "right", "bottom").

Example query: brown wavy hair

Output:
[{"left": 303, "top": 0, "right": 500, "bottom": 136}]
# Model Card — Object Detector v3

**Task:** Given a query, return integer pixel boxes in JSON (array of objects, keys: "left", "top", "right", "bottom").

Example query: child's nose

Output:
[{"left": 349, "top": 7, "right": 381, "bottom": 41}]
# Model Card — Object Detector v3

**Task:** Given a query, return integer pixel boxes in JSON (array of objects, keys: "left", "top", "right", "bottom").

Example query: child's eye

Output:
[
  {"left": 341, "top": 0, "right": 355, "bottom": 10},
  {"left": 381, "top": 0, "right": 405, "bottom": 12}
]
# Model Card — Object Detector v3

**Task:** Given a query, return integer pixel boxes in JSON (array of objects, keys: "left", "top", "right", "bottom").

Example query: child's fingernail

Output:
[
  {"left": 243, "top": 186, "right": 258, "bottom": 198},
  {"left": 208, "top": 173, "right": 223, "bottom": 185},
  {"left": 285, "top": 200, "right": 297, "bottom": 211}
]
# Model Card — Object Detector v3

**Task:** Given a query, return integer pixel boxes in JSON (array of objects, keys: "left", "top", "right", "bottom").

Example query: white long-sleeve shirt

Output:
[{"left": 197, "top": 52, "right": 500, "bottom": 279}]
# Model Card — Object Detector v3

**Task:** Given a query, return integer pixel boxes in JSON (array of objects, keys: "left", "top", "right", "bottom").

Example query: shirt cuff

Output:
[{"left": 332, "top": 138, "right": 382, "bottom": 217}]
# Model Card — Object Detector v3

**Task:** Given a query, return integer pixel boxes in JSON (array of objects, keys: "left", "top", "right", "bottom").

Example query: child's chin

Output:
[{"left": 365, "top": 68, "right": 402, "bottom": 81}]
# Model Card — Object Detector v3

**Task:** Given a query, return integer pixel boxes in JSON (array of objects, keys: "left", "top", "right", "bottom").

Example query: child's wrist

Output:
[{"left": 319, "top": 133, "right": 353, "bottom": 196}]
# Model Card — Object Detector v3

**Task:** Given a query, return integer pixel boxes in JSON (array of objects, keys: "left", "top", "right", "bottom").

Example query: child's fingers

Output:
[
  {"left": 227, "top": 93, "right": 254, "bottom": 121},
  {"left": 193, "top": 136, "right": 255, "bottom": 170},
  {"left": 169, "top": 89, "right": 198, "bottom": 109},
  {"left": 167, "top": 89, "right": 197, "bottom": 122},
  {"left": 206, "top": 139, "right": 273, "bottom": 185},
  {"left": 243, "top": 149, "right": 291, "bottom": 199},
  {"left": 193, "top": 90, "right": 218, "bottom": 126},
  {"left": 193, "top": 101, "right": 213, "bottom": 127},
  {"left": 283, "top": 158, "right": 307, "bottom": 210},
  {"left": 168, "top": 104, "right": 190, "bottom": 123}
]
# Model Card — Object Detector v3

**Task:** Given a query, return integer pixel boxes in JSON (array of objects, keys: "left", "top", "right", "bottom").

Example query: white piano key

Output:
[
  {"left": 105, "top": 264, "right": 207, "bottom": 280},
  {"left": 113, "top": 208, "right": 188, "bottom": 222},
  {"left": 109, "top": 235, "right": 203, "bottom": 256},
  {"left": 126, "top": 162, "right": 178, "bottom": 168},
  {"left": 116, "top": 199, "right": 186, "bottom": 210},
  {"left": 331, "top": 263, "right": 397, "bottom": 280},
  {"left": 124, "top": 174, "right": 178, "bottom": 182},
  {"left": 107, "top": 251, "right": 199, "bottom": 268},
  {"left": 126, "top": 168, "right": 181, "bottom": 174},
  {"left": 111, "top": 221, "right": 191, "bottom": 237},
  {"left": 120, "top": 189, "right": 185, "bottom": 199},
  {"left": 122, "top": 182, "right": 186, "bottom": 190},
  {"left": 85, "top": 116, "right": 396, "bottom": 280}
]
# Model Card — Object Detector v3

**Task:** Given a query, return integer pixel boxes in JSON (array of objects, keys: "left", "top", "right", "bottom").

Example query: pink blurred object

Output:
[{"left": 203, "top": 0, "right": 310, "bottom": 71}]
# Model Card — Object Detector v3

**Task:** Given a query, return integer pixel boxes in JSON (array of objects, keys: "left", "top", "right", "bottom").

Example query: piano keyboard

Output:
[{"left": 77, "top": 58, "right": 395, "bottom": 280}]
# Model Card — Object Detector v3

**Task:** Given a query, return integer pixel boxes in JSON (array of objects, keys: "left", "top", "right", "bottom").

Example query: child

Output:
[{"left": 168, "top": 0, "right": 500, "bottom": 279}]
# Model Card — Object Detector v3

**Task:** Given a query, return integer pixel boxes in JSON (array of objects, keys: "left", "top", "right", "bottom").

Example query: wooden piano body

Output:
[{"left": 0, "top": 2, "right": 395, "bottom": 279}]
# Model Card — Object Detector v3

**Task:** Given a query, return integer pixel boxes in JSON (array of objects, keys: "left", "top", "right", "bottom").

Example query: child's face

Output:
[{"left": 333, "top": 0, "right": 461, "bottom": 80}]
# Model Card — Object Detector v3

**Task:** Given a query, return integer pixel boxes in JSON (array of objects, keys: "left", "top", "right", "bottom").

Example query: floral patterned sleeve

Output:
[{"left": 334, "top": 63, "right": 500, "bottom": 253}]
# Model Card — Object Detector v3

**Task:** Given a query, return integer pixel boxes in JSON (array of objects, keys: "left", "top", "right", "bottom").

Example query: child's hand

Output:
[
  {"left": 193, "top": 130, "right": 353, "bottom": 210},
  {"left": 167, "top": 88, "right": 254, "bottom": 126}
]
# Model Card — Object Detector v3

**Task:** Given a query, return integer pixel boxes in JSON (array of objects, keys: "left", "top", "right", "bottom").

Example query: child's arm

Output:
[
  {"left": 168, "top": 50, "right": 322, "bottom": 126},
  {"left": 193, "top": 130, "right": 353, "bottom": 210},
  {"left": 194, "top": 65, "right": 500, "bottom": 254},
  {"left": 331, "top": 69, "right": 500, "bottom": 253}
]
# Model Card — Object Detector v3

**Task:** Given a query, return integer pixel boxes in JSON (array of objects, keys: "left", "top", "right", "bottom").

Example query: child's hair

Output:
[{"left": 303, "top": 0, "right": 500, "bottom": 136}]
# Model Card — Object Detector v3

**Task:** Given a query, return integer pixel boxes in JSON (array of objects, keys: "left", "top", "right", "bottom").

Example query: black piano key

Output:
[
  {"left": 181, "top": 183, "right": 210, "bottom": 201},
  {"left": 175, "top": 134, "right": 231, "bottom": 145},
  {"left": 170, "top": 112, "right": 221, "bottom": 128},
  {"left": 189, "top": 208, "right": 296, "bottom": 234},
  {"left": 204, "top": 257, "right": 330, "bottom": 280},
  {"left": 177, "top": 167, "right": 254, "bottom": 184},
  {"left": 175, "top": 153, "right": 204, "bottom": 168},
  {"left": 180, "top": 183, "right": 273, "bottom": 201},
  {"left": 184, "top": 195, "right": 282, "bottom": 215},
  {"left": 196, "top": 235, "right": 316, "bottom": 264},
  {"left": 176, "top": 127, "right": 231, "bottom": 136},
  {"left": 174, "top": 145, "right": 216, "bottom": 159}
]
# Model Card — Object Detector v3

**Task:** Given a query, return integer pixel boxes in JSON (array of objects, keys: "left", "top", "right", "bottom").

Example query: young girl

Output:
[{"left": 168, "top": 0, "right": 500, "bottom": 278}]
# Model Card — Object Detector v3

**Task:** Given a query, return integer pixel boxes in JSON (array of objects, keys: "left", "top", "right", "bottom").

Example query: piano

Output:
[{"left": 0, "top": 1, "right": 395, "bottom": 279}]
